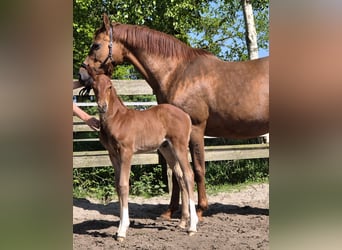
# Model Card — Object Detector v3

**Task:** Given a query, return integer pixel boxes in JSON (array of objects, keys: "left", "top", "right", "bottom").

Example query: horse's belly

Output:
[{"left": 205, "top": 118, "right": 268, "bottom": 139}]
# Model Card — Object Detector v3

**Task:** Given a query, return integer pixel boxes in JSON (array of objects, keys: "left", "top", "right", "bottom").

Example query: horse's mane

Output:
[{"left": 107, "top": 23, "right": 211, "bottom": 61}]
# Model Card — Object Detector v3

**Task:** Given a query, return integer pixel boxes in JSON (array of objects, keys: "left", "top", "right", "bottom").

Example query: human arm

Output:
[
  {"left": 73, "top": 80, "right": 83, "bottom": 90},
  {"left": 73, "top": 103, "right": 100, "bottom": 131}
]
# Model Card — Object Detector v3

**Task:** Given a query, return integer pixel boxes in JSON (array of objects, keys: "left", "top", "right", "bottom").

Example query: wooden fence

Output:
[{"left": 73, "top": 79, "right": 269, "bottom": 170}]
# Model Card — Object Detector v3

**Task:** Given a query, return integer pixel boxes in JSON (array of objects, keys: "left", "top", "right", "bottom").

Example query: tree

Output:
[
  {"left": 242, "top": 0, "right": 259, "bottom": 59},
  {"left": 188, "top": 0, "right": 269, "bottom": 61}
]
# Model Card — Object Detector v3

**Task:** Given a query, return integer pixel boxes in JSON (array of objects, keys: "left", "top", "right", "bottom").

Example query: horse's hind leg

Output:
[
  {"left": 161, "top": 169, "right": 180, "bottom": 220},
  {"left": 158, "top": 141, "right": 189, "bottom": 227},
  {"left": 189, "top": 124, "right": 208, "bottom": 221}
]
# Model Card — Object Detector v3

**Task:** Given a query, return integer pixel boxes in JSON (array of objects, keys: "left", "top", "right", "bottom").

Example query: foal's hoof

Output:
[
  {"left": 188, "top": 230, "right": 196, "bottom": 236},
  {"left": 177, "top": 220, "right": 187, "bottom": 229},
  {"left": 116, "top": 236, "right": 125, "bottom": 242},
  {"left": 115, "top": 234, "right": 125, "bottom": 242}
]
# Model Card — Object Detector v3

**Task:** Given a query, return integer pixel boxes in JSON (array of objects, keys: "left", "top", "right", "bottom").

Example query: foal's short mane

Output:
[
  {"left": 109, "top": 82, "right": 126, "bottom": 108},
  {"left": 96, "top": 23, "right": 211, "bottom": 61}
]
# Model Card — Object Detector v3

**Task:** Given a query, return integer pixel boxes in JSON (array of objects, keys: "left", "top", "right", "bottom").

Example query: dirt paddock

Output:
[{"left": 73, "top": 183, "right": 269, "bottom": 249}]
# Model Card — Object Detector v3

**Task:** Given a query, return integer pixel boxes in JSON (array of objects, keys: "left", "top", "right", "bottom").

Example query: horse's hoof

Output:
[
  {"left": 159, "top": 209, "right": 172, "bottom": 221},
  {"left": 196, "top": 210, "right": 204, "bottom": 222},
  {"left": 157, "top": 215, "right": 171, "bottom": 221},
  {"left": 188, "top": 230, "right": 196, "bottom": 236}
]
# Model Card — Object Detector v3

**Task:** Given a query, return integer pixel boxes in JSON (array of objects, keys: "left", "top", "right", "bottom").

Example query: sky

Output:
[{"left": 259, "top": 48, "right": 269, "bottom": 58}]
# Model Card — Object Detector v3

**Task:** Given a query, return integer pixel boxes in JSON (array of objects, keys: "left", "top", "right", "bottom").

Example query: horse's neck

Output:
[{"left": 125, "top": 50, "right": 179, "bottom": 95}]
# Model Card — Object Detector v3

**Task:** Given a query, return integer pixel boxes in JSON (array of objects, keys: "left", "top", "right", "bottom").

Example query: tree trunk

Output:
[{"left": 242, "top": 0, "right": 259, "bottom": 59}]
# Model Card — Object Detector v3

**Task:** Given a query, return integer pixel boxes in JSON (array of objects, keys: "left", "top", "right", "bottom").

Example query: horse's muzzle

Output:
[{"left": 78, "top": 67, "right": 94, "bottom": 87}]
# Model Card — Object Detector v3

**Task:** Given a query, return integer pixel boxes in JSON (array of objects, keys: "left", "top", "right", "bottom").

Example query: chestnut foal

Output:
[{"left": 90, "top": 73, "right": 198, "bottom": 241}]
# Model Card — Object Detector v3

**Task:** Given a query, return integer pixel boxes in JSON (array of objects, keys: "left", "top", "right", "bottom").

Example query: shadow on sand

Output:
[{"left": 73, "top": 197, "right": 268, "bottom": 236}]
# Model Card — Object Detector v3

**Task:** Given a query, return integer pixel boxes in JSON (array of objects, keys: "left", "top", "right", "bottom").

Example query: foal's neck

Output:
[
  {"left": 100, "top": 90, "right": 127, "bottom": 127},
  {"left": 109, "top": 90, "right": 128, "bottom": 116}
]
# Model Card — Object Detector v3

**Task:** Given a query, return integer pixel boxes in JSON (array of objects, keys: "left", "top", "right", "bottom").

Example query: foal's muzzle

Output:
[{"left": 97, "top": 103, "right": 108, "bottom": 113}]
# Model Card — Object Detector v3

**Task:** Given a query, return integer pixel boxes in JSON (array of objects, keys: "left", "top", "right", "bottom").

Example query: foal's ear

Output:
[
  {"left": 85, "top": 65, "right": 97, "bottom": 82},
  {"left": 102, "top": 13, "right": 111, "bottom": 34}
]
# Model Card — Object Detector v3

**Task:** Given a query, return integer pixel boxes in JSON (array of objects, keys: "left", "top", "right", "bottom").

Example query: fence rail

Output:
[{"left": 73, "top": 79, "right": 269, "bottom": 169}]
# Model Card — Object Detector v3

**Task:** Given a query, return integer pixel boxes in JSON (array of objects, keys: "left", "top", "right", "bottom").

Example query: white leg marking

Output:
[
  {"left": 188, "top": 199, "right": 198, "bottom": 235},
  {"left": 117, "top": 207, "right": 130, "bottom": 238}
]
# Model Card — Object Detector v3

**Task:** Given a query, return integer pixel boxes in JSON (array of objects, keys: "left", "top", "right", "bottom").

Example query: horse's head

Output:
[
  {"left": 86, "top": 65, "right": 115, "bottom": 114},
  {"left": 78, "top": 14, "right": 123, "bottom": 91}
]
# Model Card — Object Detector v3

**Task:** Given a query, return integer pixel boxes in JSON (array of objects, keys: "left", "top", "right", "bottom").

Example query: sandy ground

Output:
[{"left": 73, "top": 183, "right": 269, "bottom": 249}]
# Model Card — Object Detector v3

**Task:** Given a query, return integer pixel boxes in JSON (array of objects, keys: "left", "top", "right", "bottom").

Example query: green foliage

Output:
[
  {"left": 73, "top": 164, "right": 167, "bottom": 201},
  {"left": 73, "top": 166, "right": 116, "bottom": 202},
  {"left": 205, "top": 158, "right": 269, "bottom": 187},
  {"left": 130, "top": 165, "right": 166, "bottom": 197},
  {"left": 73, "top": 158, "right": 268, "bottom": 200}
]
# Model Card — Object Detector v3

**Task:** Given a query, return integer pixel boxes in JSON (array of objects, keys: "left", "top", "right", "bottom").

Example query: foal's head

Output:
[
  {"left": 93, "top": 74, "right": 115, "bottom": 113},
  {"left": 87, "top": 66, "right": 116, "bottom": 114}
]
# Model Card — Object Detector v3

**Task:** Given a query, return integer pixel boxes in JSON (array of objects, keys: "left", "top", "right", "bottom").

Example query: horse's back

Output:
[{"left": 169, "top": 56, "right": 269, "bottom": 138}]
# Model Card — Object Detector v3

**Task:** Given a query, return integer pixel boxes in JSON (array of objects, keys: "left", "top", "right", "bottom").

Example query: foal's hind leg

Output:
[
  {"left": 172, "top": 142, "right": 198, "bottom": 235},
  {"left": 158, "top": 142, "right": 189, "bottom": 228}
]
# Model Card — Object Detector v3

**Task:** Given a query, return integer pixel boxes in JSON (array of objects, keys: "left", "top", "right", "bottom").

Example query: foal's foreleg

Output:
[{"left": 114, "top": 149, "right": 132, "bottom": 241}]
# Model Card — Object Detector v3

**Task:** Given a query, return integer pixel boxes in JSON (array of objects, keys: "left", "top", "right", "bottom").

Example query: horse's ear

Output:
[{"left": 103, "top": 13, "right": 111, "bottom": 34}]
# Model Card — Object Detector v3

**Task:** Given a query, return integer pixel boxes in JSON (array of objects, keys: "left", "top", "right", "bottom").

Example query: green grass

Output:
[{"left": 206, "top": 178, "right": 269, "bottom": 196}]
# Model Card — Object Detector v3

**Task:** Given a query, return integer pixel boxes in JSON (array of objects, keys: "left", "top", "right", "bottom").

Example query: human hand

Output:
[{"left": 85, "top": 117, "right": 100, "bottom": 131}]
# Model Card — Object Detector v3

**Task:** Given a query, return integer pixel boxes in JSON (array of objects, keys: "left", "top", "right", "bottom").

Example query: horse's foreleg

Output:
[
  {"left": 158, "top": 142, "right": 180, "bottom": 220},
  {"left": 190, "top": 125, "right": 208, "bottom": 221},
  {"left": 170, "top": 173, "right": 180, "bottom": 215},
  {"left": 115, "top": 149, "right": 132, "bottom": 241}
]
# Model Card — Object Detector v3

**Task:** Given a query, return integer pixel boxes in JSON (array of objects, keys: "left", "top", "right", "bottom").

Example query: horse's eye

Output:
[{"left": 90, "top": 43, "right": 101, "bottom": 51}]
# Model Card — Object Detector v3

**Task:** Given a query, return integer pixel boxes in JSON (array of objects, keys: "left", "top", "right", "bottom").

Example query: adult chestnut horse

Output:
[{"left": 78, "top": 14, "right": 269, "bottom": 220}]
